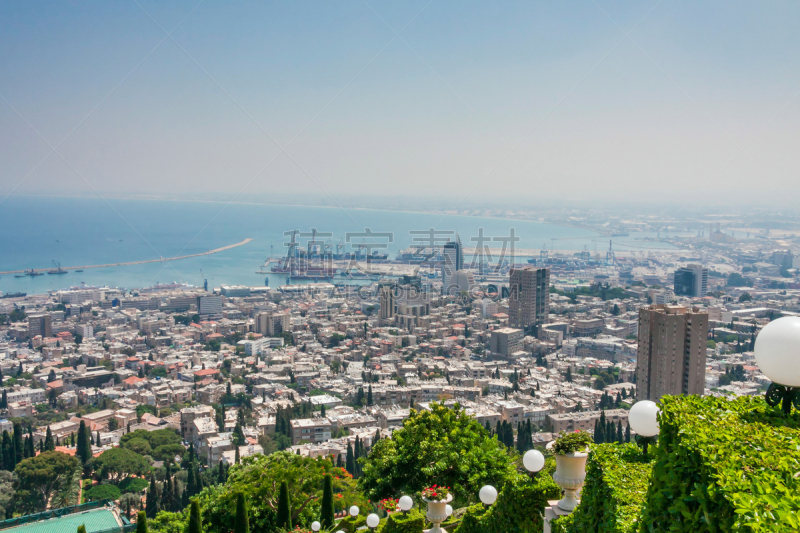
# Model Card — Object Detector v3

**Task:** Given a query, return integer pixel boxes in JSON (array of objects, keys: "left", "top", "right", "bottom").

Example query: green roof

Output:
[{"left": 6, "top": 509, "right": 120, "bottom": 533}]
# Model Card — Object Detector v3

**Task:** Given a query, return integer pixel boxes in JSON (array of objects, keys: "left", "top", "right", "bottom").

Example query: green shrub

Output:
[
  {"left": 120, "top": 477, "right": 149, "bottom": 494},
  {"left": 378, "top": 508, "right": 426, "bottom": 533},
  {"left": 563, "top": 443, "right": 653, "bottom": 533},
  {"left": 337, "top": 514, "right": 366, "bottom": 533},
  {"left": 640, "top": 395, "right": 800, "bottom": 532},
  {"left": 550, "top": 512, "right": 575, "bottom": 533},
  {"left": 455, "top": 460, "right": 561, "bottom": 533},
  {"left": 84, "top": 483, "right": 122, "bottom": 502}
]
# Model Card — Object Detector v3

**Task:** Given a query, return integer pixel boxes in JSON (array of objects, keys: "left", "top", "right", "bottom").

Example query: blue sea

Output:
[{"left": 0, "top": 196, "right": 673, "bottom": 294}]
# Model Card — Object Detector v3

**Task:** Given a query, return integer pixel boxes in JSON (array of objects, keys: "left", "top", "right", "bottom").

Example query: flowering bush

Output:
[
  {"left": 377, "top": 498, "right": 398, "bottom": 512},
  {"left": 421, "top": 485, "right": 451, "bottom": 500}
]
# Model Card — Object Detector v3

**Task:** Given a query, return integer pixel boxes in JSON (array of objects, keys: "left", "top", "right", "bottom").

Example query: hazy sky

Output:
[{"left": 1, "top": 1, "right": 799, "bottom": 206}]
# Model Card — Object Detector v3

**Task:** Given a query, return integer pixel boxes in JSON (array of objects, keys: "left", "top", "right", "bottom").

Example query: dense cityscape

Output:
[
  {"left": 0, "top": 206, "right": 798, "bottom": 531},
  {"left": 3, "top": 1, "right": 800, "bottom": 532}
]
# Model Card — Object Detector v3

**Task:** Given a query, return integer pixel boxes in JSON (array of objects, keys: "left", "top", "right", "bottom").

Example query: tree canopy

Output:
[
  {"left": 358, "top": 402, "right": 516, "bottom": 505},
  {"left": 15, "top": 451, "right": 79, "bottom": 512},
  {"left": 195, "top": 451, "right": 367, "bottom": 532},
  {"left": 90, "top": 447, "right": 151, "bottom": 484}
]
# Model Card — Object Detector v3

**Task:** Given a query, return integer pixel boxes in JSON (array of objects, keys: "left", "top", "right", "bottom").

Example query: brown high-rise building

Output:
[
  {"left": 635, "top": 305, "right": 709, "bottom": 402},
  {"left": 508, "top": 266, "right": 549, "bottom": 334}
]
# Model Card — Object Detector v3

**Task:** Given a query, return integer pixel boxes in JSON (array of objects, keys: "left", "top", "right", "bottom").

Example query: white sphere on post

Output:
[
  {"left": 311, "top": 521, "right": 320, "bottom": 532},
  {"left": 398, "top": 495, "right": 413, "bottom": 511},
  {"left": 479, "top": 485, "right": 497, "bottom": 505},
  {"left": 366, "top": 513, "right": 380, "bottom": 529},
  {"left": 523, "top": 449, "right": 545, "bottom": 472},
  {"left": 629, "top": 400, "right": 659, "bottom": 437},
  {"left": 445, "top": 504, "right": 453, "bottom": 517},
  {"left": 755, "top": 316, "right": 800, "bottom": 386},
  {"left": 349, "top": 505, "right": 359, "bottom": 517}
]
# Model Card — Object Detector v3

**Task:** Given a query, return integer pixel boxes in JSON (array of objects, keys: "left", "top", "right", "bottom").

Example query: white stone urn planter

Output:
[
  {"left": 422, "top": 493, "right": 453, "bottom": 533},
  {"left": 553, "top": 451, "right": 589, "bottom": 511}
]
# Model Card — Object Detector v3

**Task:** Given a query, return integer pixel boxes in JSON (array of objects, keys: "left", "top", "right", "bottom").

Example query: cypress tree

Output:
[
  {"left": 367, "top": 385, "right": 373, "bottom": 406},
  {"left": 320, "top": 474, "right": 334, "bottom": 529},
  {"left": 234, "top": 493, "right": 249, "bottom": 533},
  {"left": 235, "top": 447, "right": 240, "bottom": 464},
  {"left": 2, "top": 431, "right": 11, "bottom": 470},
  {"left": 1, "top": 390, "right": 6, "bottom": 409},
  {"left": 187, "top": 499, "right": 202, "bottom": 533},
  {"left": 12, "top": 423, "right": 22, "bottom": 465},
  {"left": 345, "top": 442, "right": 354, "bottom": 475},
  {"left": 186, "top": 462, "right": 197, "bottom": 498},
  {"left": 78, "top": 525, "right": 87, "bottom": 533},
  {"left": 616, "top": 421, "right": 623, "bottom": 443},
  {"left": 217, "top": 463, "right": 225, "bottom": 485},
  {"left": 163, "top": 463, "right": 173, "bottom": 511},
  {"left": 145, "top": 475, "right": 158, "bottom": 518},
  {"left": 171, "top": 474, "right": 180, "bottom": 513},
  {"left": 625, "top": 423, "right": 631, "bottom": 443},
  {"left": 136, "top": 511, "right": 147, "bottom": 533},
  {"left": 276, "top": 481, "right": 291, "bottom": 529},
  {"left": 44, "top": 427, "right": 55, "bottom": 452}
]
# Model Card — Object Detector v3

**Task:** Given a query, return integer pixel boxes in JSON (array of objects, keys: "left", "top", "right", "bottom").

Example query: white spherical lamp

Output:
[
  {"left": 349, "top": 505, "right": 359, "bottom": 517},
  {"left": 629, "top": 400, "right": 659, "bottom": 438},
  {"left": 479, "top": 485, "right": 497, "bottom": 505},
  {"left": 311, "top": 521, "right": 320, "bottom": 532},
  {"left": 523, "top": 449, "right": 545, "bottom": 473},
  {"left": 755, "top": 316, "right": 800, "bottom": 387},
  {"left": 398, "top": 495, "right": 413, "bottom": 511},
  {"left": 445, "top": 504, "right": 453, "bottom": 517},
  {"left": 366, "top": 513, "right": 380, "bottom": 529}
]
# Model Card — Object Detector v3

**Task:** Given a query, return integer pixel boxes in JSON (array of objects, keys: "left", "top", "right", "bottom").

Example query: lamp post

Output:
[
  {"left": 479, "top": 485, "right": 497, "bottom": 506},
  {"left": 366, "top": 513, "right": 380, "bottom": 530},
  {"left": 754, "top": 316, "right": 800, "bottom": 415},
  {"left": 523, "top": 449, "right": 545, "bottom": 477},
  {"left": 398, "top": 495, "right": 413, "bottom": 512},
  {"left": 629, "top": 400, "right": 659, "bottom": 455}
]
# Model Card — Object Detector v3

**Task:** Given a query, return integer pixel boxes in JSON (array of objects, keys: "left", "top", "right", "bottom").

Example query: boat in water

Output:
[{"left": 47, "top": 261, "right": 68, "bottom": 275}]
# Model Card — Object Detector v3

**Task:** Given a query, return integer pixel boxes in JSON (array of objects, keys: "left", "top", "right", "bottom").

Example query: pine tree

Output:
[
  {"left": 146, "top": 475, "right": 158, "bottom": 518},
  {"left": 44, "top": 427, "right": 55, "bottom": 451},
  {"left": 276, "top": 481, "right": 291, "bottom": 529},
  {"left": 320, "top": 474, "right": 334, "bottom": 529},
  {"left": 136, "top": 511, "right": 147, "bottom": 533},
  {"left": 234, "top": 493, "right": 249, "bottom": 533},
  {"left": 187, "top": 499, "right": 203, "bottom": 533}
]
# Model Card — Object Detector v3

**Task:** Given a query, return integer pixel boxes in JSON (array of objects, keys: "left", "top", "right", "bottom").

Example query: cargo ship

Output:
[{"left": 271, "top": 230, "right": 337, "bottom": 280}]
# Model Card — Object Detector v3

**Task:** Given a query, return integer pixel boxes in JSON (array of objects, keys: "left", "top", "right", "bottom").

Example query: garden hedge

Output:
[
  {"left": 640, "top": 395, "right": 800, "bottom": 532},
  {"left": 455, "top": 458, "right": 561, "bottom": 533},
  {"left": 377, "top": 508, "right": 426, "bottom": 533},
  {"left": 551, "top": 443, "right": 653, "bottom": 533}
]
